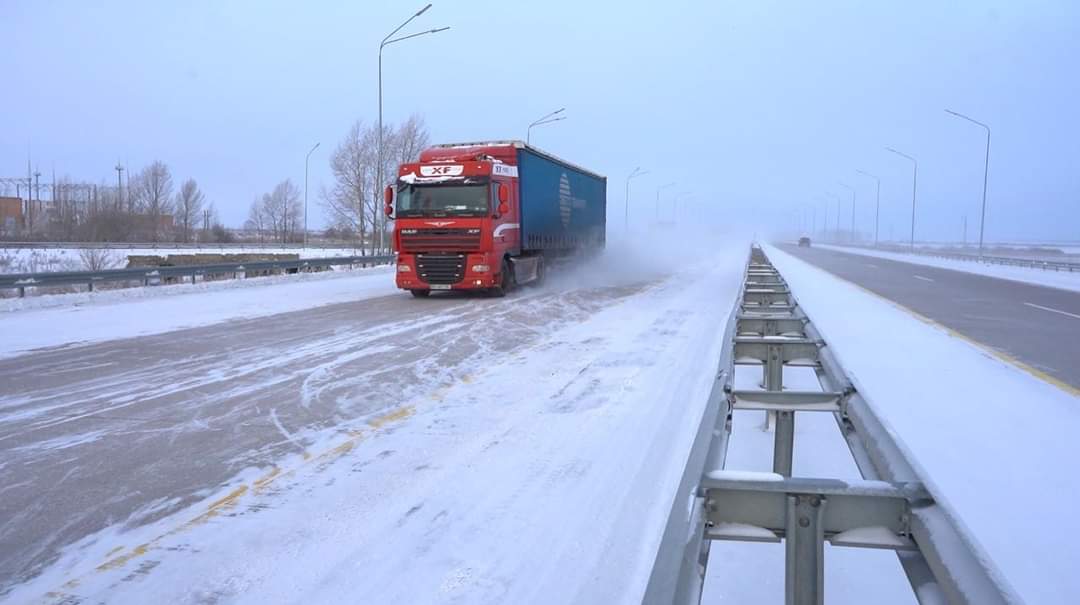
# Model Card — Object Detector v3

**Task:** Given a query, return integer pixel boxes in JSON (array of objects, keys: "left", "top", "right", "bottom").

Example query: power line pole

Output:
[
  {"left": 115, "top": 163, "right": 124, "bottom": 211},
  {"left": 32, "top": 170, "right": 41, "bottom": 234}
]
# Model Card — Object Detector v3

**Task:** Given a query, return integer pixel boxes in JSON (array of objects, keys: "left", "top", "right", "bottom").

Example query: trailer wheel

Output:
[{"left": 410, "top": 289, "right": 430, "bottom": 298}]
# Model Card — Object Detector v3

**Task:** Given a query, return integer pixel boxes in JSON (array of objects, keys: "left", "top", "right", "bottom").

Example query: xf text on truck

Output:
[{"left": 385, "top": 141, "right": 607, "bottom": 297}]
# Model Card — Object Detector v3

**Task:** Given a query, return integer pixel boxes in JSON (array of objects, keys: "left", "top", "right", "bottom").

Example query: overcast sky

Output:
[{"left": 3, "top": 0, "right": 1078, "bottom": 243}]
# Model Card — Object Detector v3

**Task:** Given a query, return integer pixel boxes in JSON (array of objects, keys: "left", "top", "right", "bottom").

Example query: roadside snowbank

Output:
[
  {"left": 0, "top": 266, "right": 396, "bottom": 359},
  {"left": 815, "top": 243, "right": 1080, "bottom": 293},
  {"left": 766, "top": 243, "right": 1080, "bottom": 603}
]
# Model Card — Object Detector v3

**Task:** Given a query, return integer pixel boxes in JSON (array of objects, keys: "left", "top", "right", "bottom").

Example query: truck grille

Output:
[
  {"left": 400, "top": 228, "right": 481, "bottom": 252},
  {"left": 417, "top": 253, "right": 465, "bottom": 285}
]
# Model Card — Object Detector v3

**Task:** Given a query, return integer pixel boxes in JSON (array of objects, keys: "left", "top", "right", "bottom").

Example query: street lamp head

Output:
[
  {"left": 416, "top": 3, "right": 432, "bottom": 17},
  {"left": 430, "top": 26, "right": 450, "bottom": 33}
]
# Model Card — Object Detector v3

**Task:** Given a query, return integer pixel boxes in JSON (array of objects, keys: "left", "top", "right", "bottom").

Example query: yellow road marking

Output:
[{"left": 45, "top": 402, "right": 420, "bottom": 600}]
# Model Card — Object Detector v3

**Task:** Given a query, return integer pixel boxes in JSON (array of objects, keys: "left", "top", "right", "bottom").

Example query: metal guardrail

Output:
[
  {"left": 0, "top": 254, "right": 395, "bottom": 297},
  {"left": 0, "top": 241, "right": 374, "bottom": 251},
  {"left": 827, "top": 242, "right": 1080, "bottom": 272},
  {"left": 644, "top": 245, "right": 1018, "bottom": 605}
]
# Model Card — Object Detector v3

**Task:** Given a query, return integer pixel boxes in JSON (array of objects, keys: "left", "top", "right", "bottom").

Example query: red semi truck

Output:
[{"left": 385, "top": 141, "right": 607, "bottom": 297}]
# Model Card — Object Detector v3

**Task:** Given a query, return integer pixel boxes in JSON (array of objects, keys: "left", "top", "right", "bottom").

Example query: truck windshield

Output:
[{"left": 396, "top": 183, "right": 490, "bottom": 217}]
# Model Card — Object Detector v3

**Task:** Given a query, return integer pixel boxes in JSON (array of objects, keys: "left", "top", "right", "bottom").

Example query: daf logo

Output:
[
  {"left": 424, "top": 221, "right": 456, "bottom": 227},
  {"left": 420, "top": 165, "right": 464, "bottom": 176}
]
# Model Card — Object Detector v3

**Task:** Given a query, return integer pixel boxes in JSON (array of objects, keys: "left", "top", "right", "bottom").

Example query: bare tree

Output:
[
  {"left": 79, "top": 248, "right": 120, "bottom": 272},
  {"left": 174, "top": 178, "right": 205, "bottom": 243},
  {"left": 250, "top": 180, "right": 302, "bottom": 243},
  {"left": 130, "top": 161, "right": 174, "bottom": 241},
  {"left": 322, "top": 121, "right": 373, "bottom": 251},
  {"left": 392, "top": 113, "right": 430, "bottom": 169},
  {"left": 245, "top": 197, "right": 268, "bottom": 242},
  {"left": 321, "top": 116, "right": 430, "bottom": 255}
]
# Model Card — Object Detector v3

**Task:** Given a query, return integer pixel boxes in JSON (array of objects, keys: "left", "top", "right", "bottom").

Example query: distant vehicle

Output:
[
  {"left": 386, "top": 141, "right": 607, "bottom": 298},
  {"left": 798, "top": 236, "right": 812, "bottom": 248}
]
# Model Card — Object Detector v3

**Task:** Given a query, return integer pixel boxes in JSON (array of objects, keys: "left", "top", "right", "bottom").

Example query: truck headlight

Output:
[
  {"left": 397, "top": 264, "right": 411, "bottom": 273},
  {"left": 471, "top": 264, "right": 490, "bottom": 273}
]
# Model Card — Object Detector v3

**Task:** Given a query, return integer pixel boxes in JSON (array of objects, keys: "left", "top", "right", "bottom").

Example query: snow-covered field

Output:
[
  {"left": 0, "top": 245, "right": 367, "bottom": 274},
  {"left": 816, "top": 243, "right": 1080, "bottom": 293},
  {"left": 766, "top": 243, "right": 1080, "bottom": 603},
  {"left": 6, "top": 241, "right": 758, "bottom": 604},
  {"left": 0, "top": 265, "right": 396, "bottom": 358}
]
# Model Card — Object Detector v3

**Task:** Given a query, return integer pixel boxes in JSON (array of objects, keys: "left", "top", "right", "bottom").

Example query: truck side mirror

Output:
[
  {"left": 498, "top": 201, "right": 509, "bottom": 215},
  {"left": 384, "top": 185, "right": 394, "bottom": 217}
]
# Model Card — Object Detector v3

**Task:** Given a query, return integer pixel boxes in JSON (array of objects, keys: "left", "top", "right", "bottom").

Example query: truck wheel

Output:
[
  {"left": 410, "top": 289, "right": 430, "bottom": 298},
  {"left": 488, "top": 260, "right": 513, "bottom": 297}
]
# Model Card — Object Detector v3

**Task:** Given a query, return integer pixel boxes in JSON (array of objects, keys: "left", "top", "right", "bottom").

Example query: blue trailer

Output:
[{"left": 515, "top": 145, "right": 607, "bottom": 254}]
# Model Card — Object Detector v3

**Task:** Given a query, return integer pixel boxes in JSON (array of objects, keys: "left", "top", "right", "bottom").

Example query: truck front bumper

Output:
[{"left": 395, "top": 252, "right": 498, "bottom": 291}]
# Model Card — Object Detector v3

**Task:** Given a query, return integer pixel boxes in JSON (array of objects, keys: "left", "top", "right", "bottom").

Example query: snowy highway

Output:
[
  {"left": 1, "top": 244, "right": 749, "bottom": 603},
  {"left": 779, "top": 243, "right": 1080, "bottom": 390}
]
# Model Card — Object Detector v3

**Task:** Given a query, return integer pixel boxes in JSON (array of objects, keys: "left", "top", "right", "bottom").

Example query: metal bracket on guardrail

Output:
[{"left": 643, "top": 244, "right": 1020, "bottom": 605}]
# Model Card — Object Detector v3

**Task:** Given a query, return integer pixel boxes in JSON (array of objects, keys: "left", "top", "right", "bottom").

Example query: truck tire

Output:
[
  {"left": 410, "top": 289, "right": 430, "bottom": 298},
  {"left": 488, "top": 260, "right": 513, "bottom": 298}
]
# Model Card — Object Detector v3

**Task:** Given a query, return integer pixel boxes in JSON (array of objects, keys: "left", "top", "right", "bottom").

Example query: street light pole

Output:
[
  {"left": 886, "top": 146, "right": 918, "bottom": 252},
  {"left": 527, "top": 108, "right": 566, "bottom": 144},
  {"left": 379, "top": 4, "right": 449, "bottom": 253},
  {"left": 656, "top": 182, "right": 675, "bottom": 222},
  {"left": 625, "top": 167, "right": 647, "bottom": 232},
  {"left": 838, "top": 182, "right": 855, "bottom": 242},
  {"left": 945, "top": 109, "right": 992, "bottom": 257},
  {"left": 856, "top": 169, "right": 881, "bottom": 247},
  {"left": 304, "top": 142, "right": 320, "bottom": 248}
]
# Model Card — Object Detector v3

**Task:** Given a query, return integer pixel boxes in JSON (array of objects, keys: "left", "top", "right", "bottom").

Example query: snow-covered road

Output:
[
  {"left": 814, "top": 243, "right": 1080, "bottom": 293},
  {"left": 3, "top": 242, "right": 750, "bottom": 603}
]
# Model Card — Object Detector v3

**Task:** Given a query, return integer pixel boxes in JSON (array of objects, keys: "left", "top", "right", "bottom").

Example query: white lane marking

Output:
[
  {"left": 913, "top": 275, "right": 934, "bottom": 282},
  {"left": 865, "top": 263, "right": 879, "bottom": 269},
  {"left": 1024, "top": 302, "right": 1080, "bottom": 320}
]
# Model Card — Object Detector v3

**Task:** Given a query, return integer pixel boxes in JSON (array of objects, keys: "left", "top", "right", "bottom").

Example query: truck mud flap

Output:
[{"left": 509, "top": 256, "right": 542, "bottom": 285}]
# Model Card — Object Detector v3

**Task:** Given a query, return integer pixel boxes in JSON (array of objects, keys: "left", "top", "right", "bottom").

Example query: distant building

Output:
[{"left": 0, "top": 196, "right": 24, "bottom": 232}]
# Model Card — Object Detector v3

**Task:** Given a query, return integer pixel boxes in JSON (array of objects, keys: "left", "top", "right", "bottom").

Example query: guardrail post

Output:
[
  {"left": 774, "top": 411, "right": 795, "bottom": 476},
  {"left": 785, "top": 494, "right": 825, "bottom": 605}
]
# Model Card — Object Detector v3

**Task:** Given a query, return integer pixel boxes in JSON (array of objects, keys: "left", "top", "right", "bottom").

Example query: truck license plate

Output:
[{"left": 430, "top": 284, "right": 451, "bottom": 290}]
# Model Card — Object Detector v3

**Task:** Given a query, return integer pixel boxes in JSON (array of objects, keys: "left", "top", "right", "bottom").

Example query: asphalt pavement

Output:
[
  {"left": 777, "top": 243, "right": 1080, "bottom": 390},
  {"left": 0, "top": 282, "right": 645, "bottom": 594}
]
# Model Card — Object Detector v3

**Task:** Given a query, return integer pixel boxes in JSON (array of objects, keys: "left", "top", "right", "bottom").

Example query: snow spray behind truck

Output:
[{"left": 386, "top": 141, "right": 606, "bottom": 297}]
